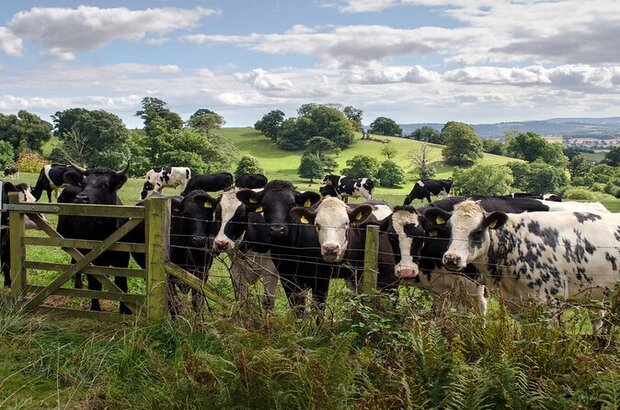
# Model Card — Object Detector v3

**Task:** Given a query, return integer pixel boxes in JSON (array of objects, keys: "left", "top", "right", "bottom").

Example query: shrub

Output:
[
  {"left": 0, "top": 140, "right": 14, "bottom": 168},
  {"left": 17, "top": 150, "right": 48, "bottom": 173},
  {"left": 563, "top": 188, "right": 595, "bottom": 200},
  {"left": 235, "top": 155, "right": 265, "bottom": 178},
  {"left": 376, "top": 160, "right": 405, "bottom": 187}
]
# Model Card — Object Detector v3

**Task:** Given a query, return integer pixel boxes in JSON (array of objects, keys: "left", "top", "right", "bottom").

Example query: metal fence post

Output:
[
  {"left": 145, "top": 196, "right": 170, "bottom": 320},
  {"left": 362, "top": 224, "right": 379, "bottom": 294}
]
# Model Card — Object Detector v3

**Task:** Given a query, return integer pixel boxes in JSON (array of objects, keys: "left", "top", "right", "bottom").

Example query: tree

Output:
[
  {"left": 506, "top": 161, "right": 530, "bottom": 192},
  {"left": 0, "top": 140, "right": 14, "bottom": 168},
  {"left": 0, "top": 110, "right": 52, "bottom": 154},
  {"left": 441, "top": 122, "right": 484, "bottom": 166},
  {"left": 235, "top": 155, "right": 265, "bottom": 178},
  {"left": 377, "top": 160, "right": 405, "bottom": 187},
  {"left": 254, "top": 109, "right": 285, "bottom": 142},
  {"left": 342, "top": 155, "right": 379, "bottom": 179},
  {"left": 526, "top": 161, "right": 568, "bottom": 194},
  {"left": 305, "top": 136, "right": 336, "bottom": 156},
  {"left": 298, "top": 153, "right": 324, "bottom": 182},
  {"left": 369, "top": 117, "right": 402, "bottom": 136},
  {"left": 343, "top": 106, "right": 363, "bottom": 131},
  {"left": 277, "top": 117, "right": 316, "bottom": 150},
  {"left": 604, "top": 145, "right": 620, "bottom": 166},
  {"left": 452, "top": 164, "right": 513, "bottom": 196},
  {"left": 505, "top": 132, "right": 567, "bottom": 166},
  {"left": 410, "top": 126, "right": 442, "bottom": 144},
  {"left": 187, "top": 108, "right": 225, "bottom": 130},
  {"left": 568, "top": 154, "right": 591, "bottom": 179},
  {"left": 297, "top": 103, "right": 320, "bottom": 117},
  {"left": 135, "top": 96, "right": 183, "bottom": 131},
  {"left": 482, "top": 139, "right": 506, "bottom": 156},
  {"left": 380, "top": 144, "right": 397, "bottom": 159},
  {"left": 276, "top": 105, "right": 354, "bottom": 150},
  {"left": 407, "top": 142, "right": 436, "bottom": 179}
]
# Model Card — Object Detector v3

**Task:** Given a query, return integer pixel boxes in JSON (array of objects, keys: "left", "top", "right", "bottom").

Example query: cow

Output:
[
  {"left": 427, "top": 200, "right": 620, "bottom": 321},
  {"left": 56, "top": 164, "right": 132, "bottom": 313},
  {"left": 319, "top": 184, "right": 339, "bottom": 198},
  {"left": 31, "top": 164, "right": 85, "bottom": 202},
  {"left": 211, "top": 188, "right": 279, "bottom": 309},
  {"left": 3, "top": 166, "right": 18, "bottom": 179},
  {"left": 403, "top": 179, "right": 452, "bottom": 205},
  {"left": 236, "top": 180, "right": 326, "bottom": 315},
  {"left": 235, "top": 173, "right": 268, "bottom": 189},
  {"left": 321, "top": 174, "right": 374, "bottom": 203},
  {"left": 507, "top": 192, "right": 562, "bottom": 202},
  {"left": 181, "top": 172, "right": 234, "bottom": 196},
  {"left": 140, "top": 166, "right": 191, "bottom": 200},
  {"left": 290, "top": 197, "right": 399, "bottom": 294}
]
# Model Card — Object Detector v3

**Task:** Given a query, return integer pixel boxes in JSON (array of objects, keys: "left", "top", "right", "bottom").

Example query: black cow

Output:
[
  {"left": 31, "top": 164, "right": 85, "bottom": 202},
  {"left": 403, "top": 179, "right": 452, "bottom": 205},
  {"left": 56, "top": 164, "right": 131, "bottom": 313},
  {"left": 322, "top": 174, "right": 374, "bottom": 203},
  {"left": 236, "top": 180, "right": 326, "bottom": 315},
  {"left": 235, "top": 173, "right": 268, "bottom": 189},
  {"left": 506, "top": 192, "right": 562, "bottom": 202},
  {"left": 3, "top": 166, "right": 18, "bottom": 179},
  {"left": 181, "top": 172, "right": 234, "bottom": 196}
]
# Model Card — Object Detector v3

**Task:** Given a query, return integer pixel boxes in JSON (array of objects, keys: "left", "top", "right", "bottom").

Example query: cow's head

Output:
[
  {"left": 236, "top": 180, "right": 321, "bottom": 241},
  {"left": 360, "top": 178, "right": 374, "bottom": 198},
  {"left": 14, "top": 183, "right": 36, "bottom": 203},
  {"left": 177, "top": 190, "right": 217, "bottom": 248},
  {"left": 69, "top": 163, "right": 129, "bottom": 205},
  {"left": 140, "top": 181, "right": 154, "bottom": 200},
  {"left": 212, "top": 188, "right": 250, "bottom": 252},
  {"left": 291, "top": 197, "right": 373, "bottom": 262},
  {"left": 425, "top": 200, "right": 508, "bottom": 271},
  {"left": 381, "top": 206, "right": 427, "bottom": 279}
]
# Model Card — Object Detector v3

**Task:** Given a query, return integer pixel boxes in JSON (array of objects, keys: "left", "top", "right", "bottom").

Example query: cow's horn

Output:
[
  {"left": 68, "top": 161, "right": 87, "bottom": 174},
  {"left": 116, "top": 162, "right": 130, "bottom": 175}
]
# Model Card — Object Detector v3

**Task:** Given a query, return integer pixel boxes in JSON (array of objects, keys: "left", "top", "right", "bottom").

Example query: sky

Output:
[{"left": 0, "top": 0, "right": 619, "bottom": 129}]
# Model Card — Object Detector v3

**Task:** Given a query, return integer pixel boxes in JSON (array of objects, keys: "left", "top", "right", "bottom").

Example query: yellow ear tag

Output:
[
  {"left": 304, "top": 199, "right": 312, "bottom": 207},
  {"left": 203, "top": 201, "right": 212, "bottom": 208},
  {"left": 429, "top": 230, "right": 438, "bottom": 237},
  {"left": 488, "top": 220, "right": 497, "bottom": 229},
  {"left": 300, "top": 215, "right": 309, "bottom": 224},
  {"left": 249, "top": 198, "right": 257, "bottom": 204},
  {"left": 436, "top": 216, "right": 445, "bottom": 225},
  {"left": 355, "top": 212, "right": 363, "bottom": 221},
  {"left": 255, "top": 206, "right": 263, "bottom": 213}
]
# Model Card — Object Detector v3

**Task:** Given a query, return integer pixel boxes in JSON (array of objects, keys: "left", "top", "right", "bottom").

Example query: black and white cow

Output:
[
  {"left": 506, "top": 192, "right": 562, "bottom": 202},
  {"left": 236, "top": 180, "right": 326, "bottom": 315},
  {"left": 322, "top": 174, "right": 374, "bottom": 203},
  {"left": 403, "top": 179, "right": 452, "bottom": 205},
  {"left": 211, "top": 188, "right": 279, "bottom": 309},
  {"left": 235, "top": 173, "right": 268, "bottom": 189},
  {"left": 181, "top": 172, "right": 234, "bottom": 196},
  {"left": 31, "top": 164, "right": 85, "bottom": 202},
  {"left": 3, "top": 166, "right": 18, "bottom": 179},
  {"left": 427, "top": 200, "right": 620, "bottom": 314},
  {"left": 140, "top": 166, "right": 191, "bottom": 200}
]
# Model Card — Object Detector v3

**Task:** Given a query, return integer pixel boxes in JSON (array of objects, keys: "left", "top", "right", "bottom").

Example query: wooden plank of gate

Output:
[
  {"left": 22, "top": 218, "right": 143, "bottom": 312},
  {"left": 24, "top": 261, "right": 146, "bottom": 279},
  {"left": 26, "top": 285, "right": 145, "bottom": 304},
  {"left": 164, "top": 262, "right": 232, "bottom": 309},
  {"left": 23, "top": 237, "right": 145, "bottom": 253}
]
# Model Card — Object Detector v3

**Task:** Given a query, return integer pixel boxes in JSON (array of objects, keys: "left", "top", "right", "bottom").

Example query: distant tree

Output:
[
  {"left": 410, "top": 126, "right": 443, "bottom": 144},
  {"left": 482, "top": 139, "right": 506, "bottom": 156},
  {"left": 187, "top": 109, "right": 225, "bottom": 130},
  {"left": 0, "top": 141, "right": 14, "bottom": 168},
  {"left": 506, "top": 161, "right": 530, "bottom": 192},
  {"left": 276, "top": 105, "right": 354, "bottom": 150},
  {"left": 0, "top": 110, "right": 52, "bottom": 154},
  {"left": 305, "top": 136, "right": 336, "bottom": 156},
  {"left": 135, "top": 96, "right": 183, "bottom": 131},
  {"left": 407, "top": 142, "right": 436, "bottom": 179},
  {"left": 452, "top": 164, "right": 513, "bottom": 196},
  {"left": 505, "top": 132, "right": 568, "bottom": 166},
  {"left": 568, "top": 154, "right": 591, "bottom": 179},
  {"left": 377, "top": 160, "right": 405, "bottom": 187},
  {"left": 342, "top": 155, "right": 379, "bottom": 179},
  {"left": 235, "top": 155, "right": 265, "bottom": 178},
  {"left": 369, "top": 117, "right": 402, "bottom": 137},
  {"left": 343, "top": 106, "right": 363, "bottom": 131},
  {"left": 526, "top": 161, "right": 569, "bottom": 194},
  {"left": 277, "top": 117, "right": 315, "bottom": 150},
  {"left": 297, "top": 103, "right": 320, "bottom": 117},
  {"left": 254, "top": 109, "right": 285, "bottom": 142},
  {"left": 604, "top": 145, "right": 620, "bottom": 167},
  {"left": 298, "top": 153, "right": 324, "bottom": 182},
  {"left": 380, "top": 144, "right": 397, "bottom": 159},
  {"left": 441, "top": 122, "right": 484, "bottom": 166}
]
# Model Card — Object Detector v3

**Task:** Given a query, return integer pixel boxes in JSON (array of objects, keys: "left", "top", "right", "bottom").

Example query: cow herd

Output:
[{"left": 1, "top": 166, "right": 619, "bottom": 329}]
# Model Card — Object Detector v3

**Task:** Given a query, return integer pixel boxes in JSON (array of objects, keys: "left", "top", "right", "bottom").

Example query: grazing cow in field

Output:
[
  {"left": 212, "top": 188, "right": 279, "bottom": 309},
  {"left": 322, "top": 174, "right": 374, "bottom": 203},
  {"left": 181, "top": 172, "right": 233, "bottom": 196},
  {"left": 140, "top": 166, "right": 191, "bottom": 200},
  {"left": 31, "top": 164, "right": 85, "bottom": 202},
  {"left": 3, "top": 166, "right": 18, "bottom": 179},
  {"left": 235, "top": 173, "right": 268, "bottom": 189},
  {"left": 56, "top": 164, "right": 132, "bottom": 313},
  {"left": 403, "top": 179, "right": 452, "bottom": 205},
  {"left": 236, "top": 180, "right": 325, "bottom": 315},
  {"left": 290, "top": 197, "right": 399, "bottom": 293},
  {"left": 427, "top": 200, "right": 620, "bottom": 315}
]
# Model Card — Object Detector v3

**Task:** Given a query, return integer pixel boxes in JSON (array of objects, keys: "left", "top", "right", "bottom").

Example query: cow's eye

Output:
[
  {"left": 471, "top": 230, "right": 484, "bottom": 242},
  {"left": 316, "top": 225, "right": 321, "bottom": 232}
]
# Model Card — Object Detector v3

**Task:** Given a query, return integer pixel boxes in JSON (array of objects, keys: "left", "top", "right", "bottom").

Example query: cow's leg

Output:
[
  {"left": 87, "top": 274, "right": 102, "bottom": 311},
  {"left": 115, "top": 275, "right": 131, "bottom": 314},
  {"left": 426, "top": 195, "right": 432, "bottom": 204},
  {"left": 2, "top": 265, "right": 10, "bottom": 287},
  {"left": 46, "top": 189, "right": 52, "bottom": 203}
]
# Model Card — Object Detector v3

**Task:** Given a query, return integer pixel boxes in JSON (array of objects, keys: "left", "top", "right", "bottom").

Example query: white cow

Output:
[{"left": 140, "top": 167, "right": 191, "bottom": 200}]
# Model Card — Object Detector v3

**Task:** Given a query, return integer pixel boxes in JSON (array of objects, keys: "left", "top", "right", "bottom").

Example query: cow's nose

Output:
[
  {"left": 191, "top": 235, "right": 208, "bottom": 247},
  {"left": 443, "top": 253, "right": 462, "bottom": 269},
  {"left": 397, "top": 268, "right": 417, "bottom": 279},
  {"left": 269, "top": 224, "right": 287, "bottom": 237},
  {"left": 74, "top": 194, "right": 89, "bottom": 204},
  {"left": 214, "top": 239, "right": 230, "bottom": 251},
  {"left": 322, "top": 243, "right": 340, "bottom": 256}
]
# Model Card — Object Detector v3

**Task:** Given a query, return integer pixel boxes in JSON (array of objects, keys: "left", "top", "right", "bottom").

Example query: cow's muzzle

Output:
[
  {"left": 443, "top": 253, "right": 465, "bottom": 271},
  {"left": 74, "top": 194, "right": 90, "bottom": 204},
  {"left": 321, "top": 243, "right": 342, "bottom": 262},
  {"left": 269, "top": 224, "right": 287, "bottom": 238},
  {"left": 213, "top": 238, "right": 232, "bottom": 252},
  {"left": 396, "top": 267, "right": 418, "bottom": 279}
]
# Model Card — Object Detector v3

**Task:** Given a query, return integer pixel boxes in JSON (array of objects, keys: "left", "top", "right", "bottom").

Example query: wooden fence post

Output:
[
  {"left": 145, "top": 196, "right": 170, "bottom": 320},
  {"left": 362, "top": 224, "right": 379, "bottom": 294},
  {"left": 8, "top": 192, "right": 26, "bottom": 300}
]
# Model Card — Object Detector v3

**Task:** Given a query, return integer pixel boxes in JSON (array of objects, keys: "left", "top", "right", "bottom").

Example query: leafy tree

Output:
[
  {"left": 604, "top": 145, "right": 620, "bottom": 166},
  {"left": 342, "top": 155, "right": 379, "bottom": 179},
  {"left": 0, "top": 110, "right": 52, "bottom": 154},
  {"left": 135, "top": 96, "right": 183, "bottom": 131},
  {"left": 277, "top": 117, "right": 315, "bottom": 150},
  {"left": 235, "top": 155, "right": 265, "bottom": 178},
  {"left": 298, "top": 153, "right": 324, "bottom": 182},
  {"left": 568, "top": 154, "right": 591, "bottom": 179},
  {"left": 482, "top": 139, "right": 506, "bottom": 156},
  {"left": 276, "top": 105, "right": 354, "bottom": 150},
  {"left": 254, "top": 109, "right": 285, "bottom": 142},
  {"left": 410, "top": 126, "right": 442, "bottom": 144},
  {"left": 506, "top": 161, "right": 530, "bottom": 192},
  {"left": 343, "top": 106, "right": 363, "bottom": 131},
  {"left": 187, "top": 109, "right": 225, "bottom": 130},
  {"left": 377, "top": 160, "right": 405, "bottom": 187},
  {"left": 297, "top": 103, "right": 320, "bottom": 117},
  {"left": 0, "top": 141, "right": 14, "bottom": 168},
  {"left": 526, "top": 161, "right": 568, "bottom": 194},
  {"left": 51, "top": 108, "right": 130, "bottom": 168},
  {"left": 305, "top": 136, "right": 336, "bottom": 156},
  {"left": 452, "top": 164, "right": 513, "bottom": 196},
  {"left": 505, "top": 132, "right": 567, "bottom": 166},
  {"left": 380, "top": 144, "right": 397, "bottom": 159},
  {"left": 369, "top": 117, "right": 402, "bottom": 137},
  {"left": 441, "top": 122, "right": 484, "bottom": 166}
]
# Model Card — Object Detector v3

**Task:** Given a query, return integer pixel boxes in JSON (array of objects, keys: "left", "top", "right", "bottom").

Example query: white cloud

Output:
[
  {"left": 235, "top": 68, "right": 293, "bottom": 91},
  {"left": 349, "top": 65, "right": 440, "bottom": 83},
  {"left": 0, "top": 27, "right": 23, "bottom": 56},
  {"left": 9, "top": 6, "right": 220, "bottom": 60}
]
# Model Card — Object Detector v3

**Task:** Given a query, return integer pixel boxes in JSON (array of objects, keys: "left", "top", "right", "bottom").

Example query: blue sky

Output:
[{"left": 0, "top": 0, "right": 619, "bottom": 128}]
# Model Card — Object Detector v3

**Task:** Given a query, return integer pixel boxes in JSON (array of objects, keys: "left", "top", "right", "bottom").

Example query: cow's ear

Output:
[
  {"left": 348, "top": 204, "right": 373, "bottom": 225},
  {"left": 113, "top": 173, "right": 128, "bottom": 190},
  {"left": 236, "top": 189, "right": 263, "bottom": 211},
  {"left": 190, "top": 192, "right": 216, "bottom": 210},
  {"left": 483, "top": 212, "right": 508, "bottom": 230},
  {"left": 2, "top": 181, "right": 16, "bottom": 192},
  {"left": 170, "top": 196, "right": 184, "bottom": 214},
  {"left": 290, "top": 206, "right": 316, "bottom": 225},
  {"left": 423, "top": 207, "right": 452, "bottom": 226},
  {"left": 296, "top": 191, "right": 321, "bottom": 208},
  {"left": 63, "top": 171, "right": 83, "bottom": 187}
]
